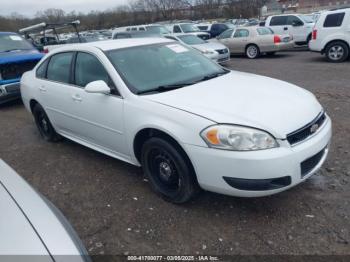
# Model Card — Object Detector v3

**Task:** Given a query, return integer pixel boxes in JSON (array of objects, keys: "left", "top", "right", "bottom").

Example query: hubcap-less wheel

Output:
[
  {"left": 328, "top": 45, "right": 344, "bottom": 61},
  {"left": 33, "top": 104, "right": 61, "bottom": 142},
  {"left": 246, "top": 45, "right": 259, "bottom": 59},
  {"left": 141, "top": 137, "right": 199, "bottom": 203},
  {"left": 148, "top": 148, "right": 180, "bottom": 192}
]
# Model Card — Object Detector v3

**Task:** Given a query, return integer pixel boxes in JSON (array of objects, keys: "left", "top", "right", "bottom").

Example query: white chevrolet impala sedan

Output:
[{"left": 21, "top": 38, "right": 332, "bottom": 203}]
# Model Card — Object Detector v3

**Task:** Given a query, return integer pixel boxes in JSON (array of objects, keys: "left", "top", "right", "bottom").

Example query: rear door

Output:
[
  {"left": 38, "top": 52, "right": 78, "bottom": 133},
  {"left": 230, "top": 29, "right": 250, "bottom": 53}
]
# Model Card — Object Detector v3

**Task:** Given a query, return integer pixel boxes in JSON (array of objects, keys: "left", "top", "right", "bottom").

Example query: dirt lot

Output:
[{"left": 0, "top": 50, "right": 349, "bottom": 258}]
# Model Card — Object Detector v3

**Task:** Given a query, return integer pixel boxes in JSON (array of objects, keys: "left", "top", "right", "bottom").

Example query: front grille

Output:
[
  {"left": 0, "top": 60, "right": 39, "bottom": 80},
  {"left": 216, "top": 48, "right": 229, "bottom": 54},
  {"left": 5, "top": 83, "right": 20, "bottom": 94},
  {"left": 287, "top": 112, "right": 327, "bottom": 146},
  {"left": 301, "top": 148, "right": 326, "bottom": 177}
]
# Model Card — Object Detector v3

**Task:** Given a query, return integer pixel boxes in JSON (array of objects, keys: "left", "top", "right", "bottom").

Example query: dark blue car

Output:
[{"left": 0, "top": 32, "right": 43, "bottom": 105}]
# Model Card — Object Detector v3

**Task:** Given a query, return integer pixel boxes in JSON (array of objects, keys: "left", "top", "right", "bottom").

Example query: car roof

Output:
[
  {"left": 0, "top": 32, "right": 18, "bottom": 35},
  {"left": 52, "top": 38, "right": 174, "bottom": 52}
]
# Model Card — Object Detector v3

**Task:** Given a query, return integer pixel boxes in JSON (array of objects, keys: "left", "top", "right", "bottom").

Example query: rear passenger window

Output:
[
  {"left": 324, "top": 13, "right": 345, "bottom": 27},
  {"left": 234, "top": 29, "right": 249, "bottom": 38},
  {"left": 36, "top": 59, "right": 49, "bottom": 79},
  {"left": 270, "top": 16, "right": 288, "bottom": 26},
  {"left": 47, "top": 52, "right": 73, "bottom": 84},
  {"left": 75, "top": 52, "right": 112, "bottom": 88}
]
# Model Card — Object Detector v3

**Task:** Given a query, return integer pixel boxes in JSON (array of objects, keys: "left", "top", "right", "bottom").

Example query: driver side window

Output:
[
  {"left": 75, "top": 52, "right": 118, "bottom": 94},
  {"left": 173, "top": 25, "right": 182, "bottom": 33},
  {"left": 287, "top": 16, "right": 303, "bottom": 26},
  {"left": 218, "top": 29, "right": 233, "bottom": 39},
  {"left": 234, "top": 29, "right": 249, "bottom": 38}
]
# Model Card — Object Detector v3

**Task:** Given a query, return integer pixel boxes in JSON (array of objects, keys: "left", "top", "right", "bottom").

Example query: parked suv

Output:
[
  {"left": 309, "top": 8, "right": 350, "bottom": 63},
  {"left": 265, "top": 14, "right": 315, "bottom": 45}
]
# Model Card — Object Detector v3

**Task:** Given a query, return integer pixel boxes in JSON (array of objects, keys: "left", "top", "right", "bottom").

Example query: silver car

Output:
[
  {"left": 0, "top": 159, "right": 90, "bottom": 262},
  {"left": 165, "top": 34, "right": 230, "bottom": 63},
  {"left": 217, "top": 26, "right": 294, "bottom": 59}
]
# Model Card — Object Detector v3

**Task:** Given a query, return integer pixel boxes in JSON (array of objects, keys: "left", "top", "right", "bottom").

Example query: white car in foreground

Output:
[
  {"left": 21, "top": 38, "right": 332, "bottom": 203},
  {"left": 0, "top": 160, "right": 90, "bottom": 261}
]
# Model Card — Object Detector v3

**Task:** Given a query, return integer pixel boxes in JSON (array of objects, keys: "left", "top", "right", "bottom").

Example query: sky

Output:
[{"left": 0, "top": 0, "right": 127, "bottom": 17}]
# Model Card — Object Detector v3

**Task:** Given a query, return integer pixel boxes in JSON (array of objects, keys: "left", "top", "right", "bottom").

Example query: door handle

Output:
[
  {"left": 72, "top": 94, "right": 82, "bottom": 102},
  {"left": 39, "top": 86, "right": 47, "bottom": 92},
  {"left": 284, "top": 27, "right": 288, "bottom": 31}
]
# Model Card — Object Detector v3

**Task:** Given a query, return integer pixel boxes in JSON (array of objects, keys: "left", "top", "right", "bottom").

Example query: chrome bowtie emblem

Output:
[{"left": 310, "top": 124, "right": 319, "bottom": 134}]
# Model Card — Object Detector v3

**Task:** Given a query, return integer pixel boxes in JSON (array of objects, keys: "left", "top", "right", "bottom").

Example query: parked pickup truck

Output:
[{"left": 0, "top": 32, "right": 43, "bottom": 105}]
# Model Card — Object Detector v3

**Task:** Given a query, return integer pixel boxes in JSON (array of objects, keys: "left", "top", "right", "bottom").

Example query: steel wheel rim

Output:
[
  {"left": 37, "top": 112, "right": 50, "bottom": 136},
  {"left": 147, "top": 148, "right": 180, "bottom": 192},
  {"left": 329, "top": 46, "right": 344, "bottom": 60}
]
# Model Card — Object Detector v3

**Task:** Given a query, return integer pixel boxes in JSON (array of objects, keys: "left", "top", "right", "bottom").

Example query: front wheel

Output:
[
  {"left": 33, "top": 104, "right": 62, "bottom": 142},
  {"left": 141, "top": 137, "right": 199, "bottom": 203},
  {"left": 325, "top": 41, "right": 349, "bottom": 63},
  {"left": 246, "top": 45, "right": 260, "bottom": 59}
]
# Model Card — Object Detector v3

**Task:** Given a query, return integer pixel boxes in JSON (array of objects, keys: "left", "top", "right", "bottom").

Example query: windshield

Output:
[
  {"left": 107, "top": 43, "right": 227, "bottom": 94},
  {"left": 0, "top": 34, "right": 34, "bottom": 52},
  {"left": 178, "top": 35, "right": 206, "bottom": 45},
  {"left": 300, "top": 15, "right": 315, "bottom": 23},
  {"left": 180, "top": 24, "right": 200, "bottom": 33},
  {"left": 146, "top": 25, "right": 170, "bottom": 34}
]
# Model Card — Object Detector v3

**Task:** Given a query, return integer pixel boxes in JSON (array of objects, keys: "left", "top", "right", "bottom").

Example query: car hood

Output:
[
  {"left": 0, "top": 185, "right": 51, "bottom": 257},
  {"left": 0, "top": 49, "right": 44, "bottom": 65},
  {"left": 145, "top": 71, "right": 322, "bottom": 138},
  {"left": 192, "top": 42, "right": 227, "bottom": 51}
]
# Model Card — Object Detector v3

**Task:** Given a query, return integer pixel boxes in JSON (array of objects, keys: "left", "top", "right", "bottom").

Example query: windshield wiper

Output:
[
  {"left": 195, "top": 71, "right": 229, "bottom": 83},
  {"left": 138, "top": 83, "right": 194, "bottom": 95},
  {"left": 137, "top": 71, "right": 229, "bottom": 95}
]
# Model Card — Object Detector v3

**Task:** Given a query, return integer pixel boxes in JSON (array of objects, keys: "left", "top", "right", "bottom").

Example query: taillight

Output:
[
  {"left": 312, "top": 29, "right": 317, "bottom": 40},
  {"left": 274, "top": 35, "right": 281, "bottom": 44}
]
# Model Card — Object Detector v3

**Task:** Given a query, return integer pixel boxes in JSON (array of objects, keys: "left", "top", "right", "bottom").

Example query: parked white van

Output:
[
  {"left": 309, "top": 8, "right": 350, "bottom": 63},
  {"left": 165, "top": 23, "right": 211, "bottom": 40},
  {"left": 265, "top": 14, "right": 315, "bottom": 45}
]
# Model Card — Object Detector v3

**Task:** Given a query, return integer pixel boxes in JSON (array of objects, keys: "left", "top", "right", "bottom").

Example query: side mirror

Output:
[{"left": 85, "top": 80, "right": 110, "bottom": 95}]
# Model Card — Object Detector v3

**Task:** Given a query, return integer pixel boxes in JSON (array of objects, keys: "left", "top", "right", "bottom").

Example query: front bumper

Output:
[
  {"left": 0, "top": 82, "right": 21, "bottom": 104},
  {"left": 183, "top": 117, "right": 332, "bottom": 197}
]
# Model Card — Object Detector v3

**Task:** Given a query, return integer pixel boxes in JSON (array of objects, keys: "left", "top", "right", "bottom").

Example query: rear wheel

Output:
[
  {"left": 33, "top": 104, "right": 62, "bottom": 142},
  {"left": 325, "top": 41, "right": 349, "bottom": 63},
  {"left": 141, "top": 137, "right": 199, "bottom": 203},
  {"left": 246, "top": 45, "right": 260, "bottom": 59}
]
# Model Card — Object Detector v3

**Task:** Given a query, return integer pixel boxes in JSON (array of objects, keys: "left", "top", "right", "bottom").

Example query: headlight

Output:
[
  {"left": 201, "top": 49, "right": 216, "bottom": 55},
  {"left": 200, "top": 125, "right": 279, "bottom": 151}
]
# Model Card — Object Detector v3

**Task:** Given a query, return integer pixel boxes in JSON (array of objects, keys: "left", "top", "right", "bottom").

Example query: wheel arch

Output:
[
  {"left": 323, "top": 39, "right": 350, "bottom": 54},
  {"left": 133, "top": 128, "right": 199, "bottom": 184},
  {"left": 29, "top": 99, "right": 40, "bottom": 113}
]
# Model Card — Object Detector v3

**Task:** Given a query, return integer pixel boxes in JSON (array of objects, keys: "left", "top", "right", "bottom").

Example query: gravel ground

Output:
[{"left": 0, "top": 50, "right": 349, "bottom": 259}]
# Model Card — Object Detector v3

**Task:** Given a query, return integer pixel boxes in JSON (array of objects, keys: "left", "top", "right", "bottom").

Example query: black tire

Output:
[
  {"left": 33, "top": 104, "right": 62, "bottom": 142},
  {"left": 246, "top": 44, "right": 260, "bottom": 59},
  {"left": 306, "top": 34, "right": 312, "bottom": 46},
  {"left": 141, "top": 137, "right": 199, "bottom": 203},
  {"left": 266, "top": 52, "right": 276, "bottom": 56},
  {"left": 325, "top": 41, "right": 349, "bottom": 63}
]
